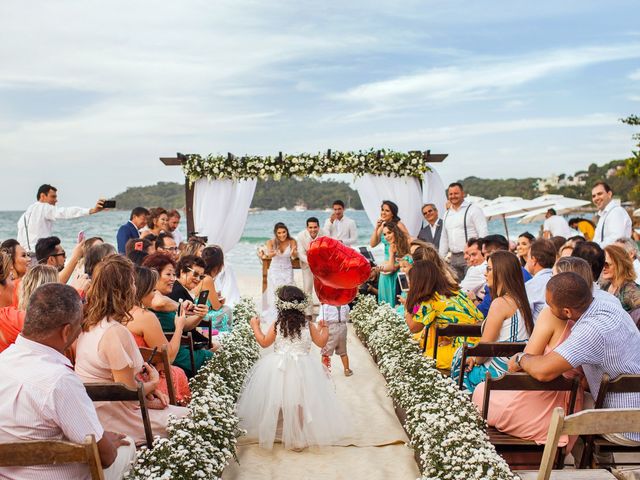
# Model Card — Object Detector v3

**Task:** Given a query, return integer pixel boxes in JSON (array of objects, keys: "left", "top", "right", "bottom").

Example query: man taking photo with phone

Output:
[{"left": 17, "top": 184, "right": 107, "bottom": 253}]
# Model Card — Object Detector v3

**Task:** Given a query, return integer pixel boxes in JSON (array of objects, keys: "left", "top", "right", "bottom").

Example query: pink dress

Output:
[
  {"left": 75, "top": 318, "right": 189, "bottom": 445},
  {"left": 472, "top": 320, "right": 583, "bottom": 447}
]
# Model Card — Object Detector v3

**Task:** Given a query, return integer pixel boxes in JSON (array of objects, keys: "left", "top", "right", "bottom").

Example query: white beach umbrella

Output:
[
  {"left": 517, "top": 196, "right": 590, "bottom": 224},
  {"left": 482, "top": 199, "right": 555, "bottom": 238},
  {"left": 633, "top": 208, "right": 640, "bottom": 217}
]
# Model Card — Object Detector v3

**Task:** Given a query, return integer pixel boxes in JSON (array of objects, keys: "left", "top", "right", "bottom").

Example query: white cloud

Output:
[{"left": 630, "top": 69, "right": 640, "bottom": 81}]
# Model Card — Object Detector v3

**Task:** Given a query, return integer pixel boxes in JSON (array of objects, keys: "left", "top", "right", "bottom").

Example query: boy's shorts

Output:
[{"left": 321, "top": 323, "right": 348, "bottom": 357}]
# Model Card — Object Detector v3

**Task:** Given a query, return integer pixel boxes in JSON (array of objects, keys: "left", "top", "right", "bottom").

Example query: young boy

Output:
[{"left": 318, "top": 303, "right": 352, "bottom": 376}]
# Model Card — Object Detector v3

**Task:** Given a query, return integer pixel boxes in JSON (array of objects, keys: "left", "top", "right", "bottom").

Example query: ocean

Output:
[{"left": 0, "top": 210, "right": 543, "bottom": 276}]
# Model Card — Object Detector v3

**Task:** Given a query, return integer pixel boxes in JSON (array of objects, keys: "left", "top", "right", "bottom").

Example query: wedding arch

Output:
[{"left": 160, "top": 148, "right": 449, "bottom": 253}]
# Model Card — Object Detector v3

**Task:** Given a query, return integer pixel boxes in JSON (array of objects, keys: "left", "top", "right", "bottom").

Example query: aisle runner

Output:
[{"left": 223, "top": 325, "right": 420, "bottom": 480}]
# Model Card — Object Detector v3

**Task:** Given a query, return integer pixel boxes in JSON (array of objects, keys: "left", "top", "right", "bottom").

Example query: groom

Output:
[{"left": 296, "top": 217, "right": 326, "bottom": 316}]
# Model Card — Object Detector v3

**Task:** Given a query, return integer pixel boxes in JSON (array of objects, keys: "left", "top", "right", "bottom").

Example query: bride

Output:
[{"left": 261, "top": 222, "right": 298, "bottom": 324}]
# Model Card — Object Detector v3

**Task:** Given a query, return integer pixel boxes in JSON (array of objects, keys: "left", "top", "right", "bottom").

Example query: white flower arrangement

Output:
[
  {"left": 350, "top": 296, "right": 518, "bottom": 480},
  {"left": 182, "top": 149, "right": 432, "bottom": 182},
  {"left": 125, "top": 297, "right": 260, "bottom": 480}
]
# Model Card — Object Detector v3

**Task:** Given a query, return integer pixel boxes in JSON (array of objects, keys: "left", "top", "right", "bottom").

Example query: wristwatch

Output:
[{"left": 514, "top": 352, "right": 527, "bottom": 368}]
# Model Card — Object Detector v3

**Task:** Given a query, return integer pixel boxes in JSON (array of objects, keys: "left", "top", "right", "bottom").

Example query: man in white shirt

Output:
[
  {"left": 525, "top": 239, "right": 556, "bottom": 322},
  {"left": 440, "top": 182, "right": 488, "bottom": 280},
  {"left": 296, "top": 217, "right": 326, "bottom": 315},
  {"left": 0, "top": 283, "right": 135, "bottom": 480},
  {"left": 166, "top": 209, "right": 184, "bottom": 245},
  {"left": 417, "top": 203, "right": 447, "bottom": 256},
  {"left": 17, "top": 184, "right": 105, "bottom": 252},
  {"left": 592, "top": 181, "right": 632, "bottom": 247},
  {"left": 323, "top": 200, "right": 358, "bottom": 246},
  {"left": 615, "top": 237, "right": 640, "bottom": 281},
  {"left": 460, "top": 238, "right": 487, "bottom": 296},
  {"left": 543, "top": 209, "right": 572, "bottom": 238}
]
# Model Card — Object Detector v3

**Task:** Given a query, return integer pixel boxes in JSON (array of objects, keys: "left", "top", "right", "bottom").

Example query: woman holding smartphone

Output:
[{"left": 198, "top": 246, "right": 233, "bottom": 334}]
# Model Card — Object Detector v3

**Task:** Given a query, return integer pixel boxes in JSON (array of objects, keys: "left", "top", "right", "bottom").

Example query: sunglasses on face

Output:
[
  {"left": 188, "top": 268, "right": 206, "bottom": 280},
  {"left": 423, "top": 210, "right": 434, "bottom": 215}
]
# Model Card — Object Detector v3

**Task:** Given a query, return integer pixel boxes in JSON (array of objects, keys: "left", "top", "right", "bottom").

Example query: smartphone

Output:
[
  {"left": 197, "top": 290, "right": 209, "bottom": 305},
  {"left": 146, "top": 346, "right": 158, "bottom": 364},
  {"left": 358, "top": 247, "right": 376, "bottom": 264},
  {"left": 397, "top": 272, "right": 410, "bottom": 292},
  {"left": 77, "top": 231, "right": 85, "bottom": 243},
  {"left": 103, "top": 200, "right": 116, "bottom": 209}
]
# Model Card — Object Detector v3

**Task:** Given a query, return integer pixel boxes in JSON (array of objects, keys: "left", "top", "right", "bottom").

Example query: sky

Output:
[{"left": 1, "top": 0, "right": 639, "bottom": 209}]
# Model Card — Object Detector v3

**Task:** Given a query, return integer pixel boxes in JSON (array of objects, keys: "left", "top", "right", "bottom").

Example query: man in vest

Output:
[{"left": 417, "top": 203, "right": 447, "bottom": 256}]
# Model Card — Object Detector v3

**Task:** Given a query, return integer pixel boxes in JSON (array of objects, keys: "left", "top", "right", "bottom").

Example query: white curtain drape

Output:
[
  {"left": 193, "top": 178, "right": 257, "bottom": 306},
  {"left": 354, "top": 174, "right": 423, "bottom": 237},
  {"left": 421, "top": 166, "right": 447, "bottom": 216}
]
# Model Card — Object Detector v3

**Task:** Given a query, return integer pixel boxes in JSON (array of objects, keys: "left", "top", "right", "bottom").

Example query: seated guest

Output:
[
  {"left": 600, "top": 244, "right": 640, "bottom": 324},
  {"left": 75, "top": 255, "right": 188, "bottom": 445},
  {"left": 550, "top": 236, "right": 567, "bottom": 255},
  {"left": 35, "top": 236, "right": 85, "bottom": 285},
  {"left": 554, "top": 256, "right": 619, "bottom": 305},
  {"left": 0, "top": 239, "right": 29, "bottom": 307},
  {"left": 572, "top": 241, "right": 605, "bottom": 282},
  {"left": 166, "top": 209, "right": 184, "bottom": 245},
  {"left": 141, "top": 207, "right": 168, "bottom": 238},
  {"left": 156, "top": 232, "right": 179, "bottom": 261},
  {"left": 17, "top": 265, "right": 58, "bottom": 311},
  {"left": 125, "top": 237, "right": 155, "bottom": 256},
  {"left": 516, "top": 232, "right": 535, "bottom": 268},
  {"left": 116, "top": 207, "right": 149, "bottom": 254},
  {"left": 0, "top": 283, "right": 135, "bottom": 480},
  {"left": 179, "top": 238, "right": 206, "bottom": 259},
  {"left": 0, "top": 252, "right": 25, "bottom": 353},
  {"left": 404, "top": 260, "right": 483, "bottom": 370},
  {"left": 615, "top": 237, "right": 640, "bottom": 281},
  {"left": 127, "top": 266, "right": 191, "bottom": 405},
  {"left": 451, "top": 251, "right": 533, "bottom": 392},
  {"left": 70, "top": 236, "right": 103, "bottom": 286},
  {"left": 472, "top": 269, "right": 584, "bottom": 446},
  {"left": 127, "top": 249, "right": 148, "bottom": 266},
  {"left": 171, "top": 255, "right": 206, "bottom": 300},
  {"left": 514, "top": 272, "right": 640, "bottom": 447},
  {"left": 198, "top": 247, "right": 234, "bottom": 334},
  {"left": 85, "top": 243, "right": 117, "bottom": 278},
  {"left": 476, "top": 235, "right": 532, "bottom": 316},
  {"left": 142, "top": 253, "right": 213, "bottom": 377},
  {"left": 460, "top": 238, "right": 486, "bottom": 297},
  {"left": 525, "top": 239, "right": 556, "bottom": 323}
]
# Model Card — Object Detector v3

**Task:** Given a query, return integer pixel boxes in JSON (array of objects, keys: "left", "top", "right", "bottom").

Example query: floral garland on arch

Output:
[
  {"left": 350, "top": 295, "right": 517, "bottom": 480},
  {"left": 182, "top": 149, "right": 431, "bottom": 182},
  {"left": 125, "top": 298, "right": 260, "bottom": 480}
]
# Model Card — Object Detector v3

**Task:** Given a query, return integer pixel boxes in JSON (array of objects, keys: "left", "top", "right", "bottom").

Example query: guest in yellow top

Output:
[
  {"left": 404, "top": 259, "right": 483, "bottom": 370},
  {"left": 569, "top": 217, "right": 595, "bottom": 241}
]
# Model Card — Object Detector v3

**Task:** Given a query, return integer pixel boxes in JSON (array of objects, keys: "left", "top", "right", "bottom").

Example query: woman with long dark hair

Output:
[
  {"left": 451, "top": 250, "right": 532, "bottom": 392},
  {"left": 404, "top": 260, "right": 483, "bottom": 369},
  {"left": 375, "top": 221, "right": 410, "bottom": 307},
  {"left": 261, "top": 222, "right": 298, "bottom": 323},
  {"left": 516, "top": 232, "right": 535, "bottom": 268}
]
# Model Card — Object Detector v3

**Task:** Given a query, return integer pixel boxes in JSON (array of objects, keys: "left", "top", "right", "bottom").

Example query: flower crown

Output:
[{"left": 275, "top": 286, "right": 310, "bottom": 313}]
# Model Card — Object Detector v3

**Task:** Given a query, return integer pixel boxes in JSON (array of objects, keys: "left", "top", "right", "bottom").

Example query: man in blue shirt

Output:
[
  {"left": 116, "top": 207, "right": 149, "bottom": 254},
  {"left": 524, "top": 239, "right": 556, "bottom": 323}
]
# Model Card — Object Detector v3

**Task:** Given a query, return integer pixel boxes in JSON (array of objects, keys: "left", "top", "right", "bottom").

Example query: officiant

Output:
[{"left": 417, "top": 203, "right": 447, "bottom": 256}]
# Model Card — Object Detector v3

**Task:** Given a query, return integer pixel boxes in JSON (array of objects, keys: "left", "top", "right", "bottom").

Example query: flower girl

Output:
[{"left": 237, "top": 285, "right": 349, "bottom": 450}]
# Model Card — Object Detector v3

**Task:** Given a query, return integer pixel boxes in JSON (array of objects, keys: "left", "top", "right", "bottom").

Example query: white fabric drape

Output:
[
  {"left": 421, "top": 166, "right": 447, "bottom": 216},
  {"left": 354, "top": 174, "right": 423, "bottom": 237},
  {"left": 193, "top": 178, "right": 257, "bottom": 305}
]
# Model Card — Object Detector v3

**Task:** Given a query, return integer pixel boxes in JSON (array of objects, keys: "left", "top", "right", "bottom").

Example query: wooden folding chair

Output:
[
  {"left": 482, "top": 372, "right": 579, "bottom": 469},
  {"left": 84, "top": 382, "right": 154, "bottom": 449},
  {"left": 457, "top": 341, "right": 526, "bottom": 389},
  {"left": 431, "top": 323, "right": 482, "bottom": 358},
  {"left": 139, "top": 344, "right": 177, "bottom": 406},
  {"left": 0, "top": 434, "right": 104, "bottom": 479},
  {"left": 519, "top": 407, "right": 640, "bottom": 480},
  {"left": 578, "top": 373, "right": 640, "bottom": 469},
  {"left": 165, "top": 330, "right": 197, "bottom": 376}
]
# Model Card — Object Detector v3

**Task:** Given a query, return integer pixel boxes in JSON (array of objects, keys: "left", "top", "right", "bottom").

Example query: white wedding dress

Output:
[
  {"left": 261, "top": 244, "right": 295, "bottom": 324},
  {"left": 236, "top": 325, "right": 350, "bottom": 450}
]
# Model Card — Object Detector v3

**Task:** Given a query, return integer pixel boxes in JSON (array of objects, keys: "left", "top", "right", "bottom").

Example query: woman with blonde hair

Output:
[
  {"left": 601, "top": 244, "right": 640, "bottom": 324},
  {"left": 75, "top": 255, "right": 188, "bottom": 445},
  {"left": 18, "top": 265, "right": 58, "bottom": 311}
]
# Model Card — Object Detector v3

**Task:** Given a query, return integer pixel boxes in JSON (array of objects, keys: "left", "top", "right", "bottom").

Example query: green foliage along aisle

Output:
[
  {"left": 126, "top": 298, "right": 260, "bottom": 480},
  {"left": 350, "top": 296, "right": 517, "bottom": 480}
]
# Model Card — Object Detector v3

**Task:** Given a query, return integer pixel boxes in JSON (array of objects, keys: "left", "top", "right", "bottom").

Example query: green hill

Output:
[{"left": 112, "top": 178, "right": 363, "bottom": 210}]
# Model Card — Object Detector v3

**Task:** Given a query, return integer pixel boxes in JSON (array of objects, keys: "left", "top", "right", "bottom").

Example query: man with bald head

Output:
[{"left": 511, "top": 272, "right": 640, "bottom": 446}]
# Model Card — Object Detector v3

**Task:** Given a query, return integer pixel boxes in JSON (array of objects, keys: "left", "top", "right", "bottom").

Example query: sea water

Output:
[{"left": 0, "top": 210, "right": 542, "bottom": 277}]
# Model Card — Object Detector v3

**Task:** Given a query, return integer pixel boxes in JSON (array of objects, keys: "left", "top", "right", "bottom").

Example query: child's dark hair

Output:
[{"left": 275, "top": 285, "right": 306, "bottom": 339}]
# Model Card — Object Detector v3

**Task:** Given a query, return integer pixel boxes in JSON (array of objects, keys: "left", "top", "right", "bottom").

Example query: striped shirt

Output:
[
  {"left": 0, "top": 335, "right": 104, "bottom": 480},
  {"left": 555, "top": 298, "right": 640, "bottom": 441}
]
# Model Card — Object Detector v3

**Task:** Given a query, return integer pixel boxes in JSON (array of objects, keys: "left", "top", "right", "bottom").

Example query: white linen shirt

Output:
[
  {"left": 525, "top": 268, "right": 553, "bottom": 323},
  {"left": 0, "top": 335, "right": 104, "bottom": 480},
  {"left": 323, "top": 216, "right": 358, "bottom": 246},
  {"left": 460, "top": 262, "right": 487, "bottom": 295},
  {"left": 295, "top": 228, "right": 326, "bottom": 268},
  {"left": 594, "top": 201, "right": 632, "bottom": 247},
  {"left": 317, "top": 304, "right": 350, "bottom": 323},
  {"left": 543, "top": 216, "right": 572, "bottom": 238},
  {"left": 441, "top": 200, "right": 488, "bottom": 254},
  {"left": 17, "top": 202, "right": 90, "bottom": 251}
]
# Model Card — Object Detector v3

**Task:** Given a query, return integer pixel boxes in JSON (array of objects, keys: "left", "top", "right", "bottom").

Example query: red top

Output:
[{"left": 0, "top": 307, "right": 26, "bottom": 352}]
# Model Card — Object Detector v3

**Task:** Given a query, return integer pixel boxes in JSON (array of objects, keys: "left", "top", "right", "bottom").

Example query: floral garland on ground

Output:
[
  {"left": 126, "top": 298, "right": 260, "bottom": 480},
  {"left": 350, "top": 296, "right": 517, "bottom": 480},
  {"left": 182, "top": 149, "right": 431, "bottom": 182}
]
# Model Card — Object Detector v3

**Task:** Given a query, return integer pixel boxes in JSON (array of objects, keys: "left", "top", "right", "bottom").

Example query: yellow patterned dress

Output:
[{"left": 411, "top": 291, "right": 483, "bottom": 370}]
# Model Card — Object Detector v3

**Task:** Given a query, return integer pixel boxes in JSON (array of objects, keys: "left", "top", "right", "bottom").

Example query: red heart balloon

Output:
[
  {"left": 307, "top": 236, "right": 372, "bottom": 289},
  {"left": 314, "top": 277, "right": 358, "bottom": 306}
]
